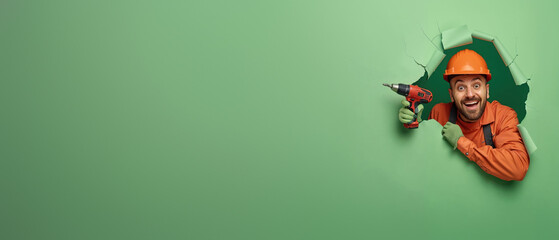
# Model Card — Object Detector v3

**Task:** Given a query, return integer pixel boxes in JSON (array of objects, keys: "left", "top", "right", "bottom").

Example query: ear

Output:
[
  {"left": 448, "top": 88, "right": 454, "bottom": 102},
  {"left": 486, "top": 84, "right": 490, "bottom": 99}
]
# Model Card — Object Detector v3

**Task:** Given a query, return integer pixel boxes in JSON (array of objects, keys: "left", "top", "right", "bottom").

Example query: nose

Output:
[{"left": 465, "top": 86, "right": 475, "bottom": 98}]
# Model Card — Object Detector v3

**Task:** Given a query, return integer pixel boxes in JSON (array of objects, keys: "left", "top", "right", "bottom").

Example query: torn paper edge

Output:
[
  {"left": 493, "top": 38, "right": 514, "bottom": 66},
  {"left": 472, "top": 30, "right": 495, "bottom": 42},
  {"left": 425, "top": 50, "right": 446, "bottom": 78},
  {"left": 441, "top": 25, "right": 473, "bottom": 50},
  {"left": 507, "top": 61, "right": 528, "bottom": 85},
  {"left": 518, "top": 125, "right": 537, "bottom": 155},
  {"left": 431, "top": 34, "right": 444, "bottom": 52}
]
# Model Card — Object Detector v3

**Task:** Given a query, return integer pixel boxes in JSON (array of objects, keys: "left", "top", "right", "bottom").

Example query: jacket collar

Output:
[{"left": 480, "top": 101, "right": 495, "bottom": 126}]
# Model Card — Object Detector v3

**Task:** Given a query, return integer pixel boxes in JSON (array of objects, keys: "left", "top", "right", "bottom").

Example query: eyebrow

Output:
[{"left": 455, "top": 78, "right": 482, "bottom": 84}]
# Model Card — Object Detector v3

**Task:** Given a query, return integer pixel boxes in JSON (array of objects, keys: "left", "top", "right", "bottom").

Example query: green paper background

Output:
[{"left": 1, "top": 0, "right": 556, "bottom": 239}]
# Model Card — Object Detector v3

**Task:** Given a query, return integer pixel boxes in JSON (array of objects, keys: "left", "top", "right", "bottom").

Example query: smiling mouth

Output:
[{"left": 463, "top": 101, "right": 479, "bottom": 110}]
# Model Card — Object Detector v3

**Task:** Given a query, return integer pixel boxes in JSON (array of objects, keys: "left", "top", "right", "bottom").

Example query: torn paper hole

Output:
[{"left": 411, "top": 25, "right": 536, "bottom": 154}]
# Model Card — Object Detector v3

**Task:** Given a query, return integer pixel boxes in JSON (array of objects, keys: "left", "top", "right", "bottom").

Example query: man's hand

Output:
[
  {"left": 442, "top": 122, "right": 464, "bottom": 149},
  {"left": 398, "top": 99, "right": 423, "bottom": 124}
]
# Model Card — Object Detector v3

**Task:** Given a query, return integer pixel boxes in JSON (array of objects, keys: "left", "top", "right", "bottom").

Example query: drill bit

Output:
[{"left": 383, "top": 83, "right": 398, "bottom": 92}]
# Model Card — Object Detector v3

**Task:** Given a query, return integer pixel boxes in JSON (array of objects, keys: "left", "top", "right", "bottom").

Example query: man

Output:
[{"left": 399, "top": 49, "right": 530, "bottom": 181}]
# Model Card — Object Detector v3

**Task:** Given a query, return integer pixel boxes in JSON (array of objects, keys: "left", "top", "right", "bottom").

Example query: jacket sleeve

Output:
[
  {"left": 428, "top": 103, "right": 449, "bottom": 127},
  {"left": 456, "top": 111, "right": 530, "bottom": 181}
]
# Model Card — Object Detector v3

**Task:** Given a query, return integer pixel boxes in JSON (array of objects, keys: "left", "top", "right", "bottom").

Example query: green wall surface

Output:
[{"left": 1, "top": 0, "right": 557, "bottom": 239}]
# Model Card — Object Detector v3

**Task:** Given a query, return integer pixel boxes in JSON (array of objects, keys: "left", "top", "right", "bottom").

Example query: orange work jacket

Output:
[{"left": 429, "top": 101, "right": 530, "bottom": 181}]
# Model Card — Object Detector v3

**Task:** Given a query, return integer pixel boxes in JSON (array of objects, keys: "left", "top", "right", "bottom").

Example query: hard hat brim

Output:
[{"left": 444, "top": 73, "right": 492, "bottom": 82}]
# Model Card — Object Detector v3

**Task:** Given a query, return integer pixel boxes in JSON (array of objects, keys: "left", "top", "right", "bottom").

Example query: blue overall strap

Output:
[{"left": 449, "top": 104, "right": 495, "bottom": 148}]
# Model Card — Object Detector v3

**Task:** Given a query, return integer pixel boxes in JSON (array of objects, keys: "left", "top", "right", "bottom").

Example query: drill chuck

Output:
[{"left": 383, "top": 83, "right": 410, "bottom": 96}]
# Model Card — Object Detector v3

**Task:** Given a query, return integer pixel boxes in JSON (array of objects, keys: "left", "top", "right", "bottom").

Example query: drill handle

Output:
[
  {"left": 404, "top": 97, "right": 421, "bottom": 129},
  {"left": 405, "top": 98, "right": 420, "bottom": 115}
]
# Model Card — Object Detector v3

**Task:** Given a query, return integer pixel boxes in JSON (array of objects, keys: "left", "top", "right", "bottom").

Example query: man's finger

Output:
[
  {"left": 400, "top": 108, "right": 414, "bottom": 116},
  {"left": 442, "top": 125, "right": 449, "bottom": 134},
  {"left": 401, "top": 99, "right": 410, "bottom": 107},
  {"left": 400, "top": 113, "right": 414, "bottom": 120},
  {"left": 399, "top": 115, "right": 414, "bottom": 123},
  {"left": 400, "top": 117, "right": 414, "bottom": 123}
]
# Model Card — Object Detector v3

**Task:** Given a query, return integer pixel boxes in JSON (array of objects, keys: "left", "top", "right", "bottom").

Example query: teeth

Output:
[{"left": 465, "top": 101, "right": 478, "bottom": 106}]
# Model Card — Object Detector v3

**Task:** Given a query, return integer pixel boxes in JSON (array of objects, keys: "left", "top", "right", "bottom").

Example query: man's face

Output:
[{"left": 448, "top": 74, "right": 490, "bottom": 122}]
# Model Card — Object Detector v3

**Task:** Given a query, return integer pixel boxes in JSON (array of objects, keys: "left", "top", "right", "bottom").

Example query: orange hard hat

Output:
[{"left": 443, "top": 49, "right": 491, "bottom": 82}]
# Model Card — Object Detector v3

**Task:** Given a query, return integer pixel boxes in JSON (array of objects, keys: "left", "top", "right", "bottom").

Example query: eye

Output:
[
  {"left": 458, "top": 86, "right": 465, "bottom": 91},
  {"left": 474, "top": 83, "right": 480, "bottom": 89}
]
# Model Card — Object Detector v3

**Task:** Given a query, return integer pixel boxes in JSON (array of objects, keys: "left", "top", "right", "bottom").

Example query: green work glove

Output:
[
  {"left": 398, "top": 99, "right": 423, "bottom": 124},
  {"left": 442, "top": 122, "right": 464, "bottom": 149}
]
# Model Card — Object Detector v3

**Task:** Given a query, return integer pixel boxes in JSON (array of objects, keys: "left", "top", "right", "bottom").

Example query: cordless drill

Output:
[{"left": 383, "top": 83, "right": 433, "bottom": 129}]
